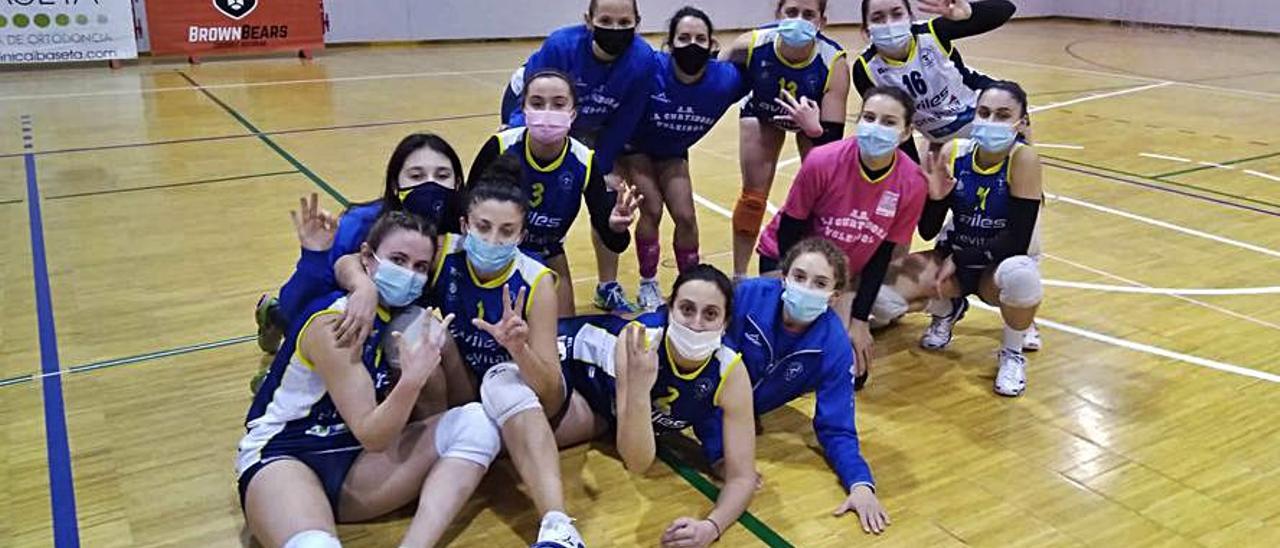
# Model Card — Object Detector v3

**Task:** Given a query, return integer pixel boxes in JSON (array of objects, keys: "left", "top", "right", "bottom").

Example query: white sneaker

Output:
[
  {"left": 636, "top": 278, "right": 663, "bottom": 312},
  {"left": 1022, "top": 323, "right": 1042, "bottom": 352},
  {"left": 994, "top": 349, "right": 1027, "bottom": 397},
  {"left": 920, "top": 298, "right": 968, "bottom": 350},
  {"left": 532, "top": 512, "right": 584, "bottom": 548}
]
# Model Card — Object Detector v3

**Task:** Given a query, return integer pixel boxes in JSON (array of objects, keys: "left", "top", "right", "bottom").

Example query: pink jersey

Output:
[{"left": 757, "top": 140, "right": 926, "bottom": 273}]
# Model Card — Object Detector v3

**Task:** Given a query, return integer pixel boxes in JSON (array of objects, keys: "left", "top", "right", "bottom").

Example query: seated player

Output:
[
  {"left": 237, "top": 209, "right": 500, "bottom": 548},
  {"left": 555, "top": 265, "right": 755, "bottom": 548}
]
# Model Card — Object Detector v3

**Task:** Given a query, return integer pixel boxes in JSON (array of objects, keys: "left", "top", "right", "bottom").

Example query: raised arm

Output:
[{"left": 614, "top": 323, "right": 659, "bottom": 473}]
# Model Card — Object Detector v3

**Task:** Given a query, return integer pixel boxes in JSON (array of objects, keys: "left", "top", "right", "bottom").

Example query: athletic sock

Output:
[
  {"left": 636, "top": 235, "right": 660, "bottom": 279},
  {"left": 1002, "top": 326, "right": 1028, "bottom": 353},
  {"left": 674, "top": 244, "right": 700, "bottom": 273}
]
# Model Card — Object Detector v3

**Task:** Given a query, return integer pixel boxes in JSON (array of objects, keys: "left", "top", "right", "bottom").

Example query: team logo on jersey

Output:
[
  {"left": 920, "top": 48, "right": 938, "bottom": 68},
  {"left": 559, "top": 172, "right": 575, "bottom": 190},
  {"left": 783, "top": 361, "right": 805, "bottom": 382},
  {"left": 744, "top": 332, "right": 763, "bottom": 348},
  {"left": 652, "top": 92, "right": 671, "bottom": 103},
  {"left": 214, "top": 0, "right": 258, "bottom": 20},
  {"left": 875, "top": 191, "right": 900, "bottom": 217},
  {"left": 694, "top": 377, "right": 716, "bottom": 400}
]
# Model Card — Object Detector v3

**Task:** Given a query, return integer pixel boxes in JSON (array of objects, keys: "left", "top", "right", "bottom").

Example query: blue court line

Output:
[{"left": 22, "top": 115, "right": 80, "bottom": 547}]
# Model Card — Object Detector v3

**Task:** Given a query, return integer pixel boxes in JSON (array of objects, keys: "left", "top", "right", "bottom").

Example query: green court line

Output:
[
  {"left": 657, "top": 447, "right": 794, "bottom": 547},
  {"left": 0, "top": 335, "right": 257, "bottom": 391},
  {"left": 156, "top": 79, "right": 798, "bottom": 545},
  {"left": 176, "top": 71, "right": 350, "bottom": 208},
  {"left": 1041, "top": 154, "right": 1280, "bottom": 211},
  {"left": 1153, "top": 150, "right": 1280, "bottom": 178},
  {"left": 47, "top": 170, "right": 299, "bottom": 200},
  {"left": 0, "top": 373, "right": 32, "bottom": 388}
]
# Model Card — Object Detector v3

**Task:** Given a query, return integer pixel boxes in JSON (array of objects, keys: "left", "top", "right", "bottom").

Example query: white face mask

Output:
[{"left": 666, "top": 319, "right": 722, "bottom": 361}]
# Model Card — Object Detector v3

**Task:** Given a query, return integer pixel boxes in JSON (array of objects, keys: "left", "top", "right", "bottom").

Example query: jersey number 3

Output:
[
  {"left": 530, "top": 182, "right": 546, "bottom": 208},
  {"left": 777, "top": 77, "right": 799, "bottom": 99}
]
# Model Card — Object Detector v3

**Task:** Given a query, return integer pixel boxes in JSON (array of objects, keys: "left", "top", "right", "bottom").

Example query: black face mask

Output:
[
  {"left": 592, "top": 26, "right": 635, "bottom": 57},
  {"left": 671, "top": 43, "right": 711, "bottom": 75},
  {"left": 400, "top": 182, "right": 457, "bottom": 222}
]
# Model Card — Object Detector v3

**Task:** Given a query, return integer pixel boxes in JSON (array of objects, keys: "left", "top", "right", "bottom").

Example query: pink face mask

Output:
[{"left": 526, "top": 110, "right": 573, "bottom": 145}]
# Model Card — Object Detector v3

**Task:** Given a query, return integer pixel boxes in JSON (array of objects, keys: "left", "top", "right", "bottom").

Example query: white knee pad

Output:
[
  {"left": 479, "top": 362, "right": 543, "bottom": 427},
  {"left": 435, "top": 402, "right": 502, "bottom": 469},
  {"left": 994, "top": 256, "right": 1043, "bottom": 308},
  {"left": 282, "top": 530, "right": 341, "bottom": 548},
  {"left": 870, "top": 286, "right": 909, "bottom": 329}
]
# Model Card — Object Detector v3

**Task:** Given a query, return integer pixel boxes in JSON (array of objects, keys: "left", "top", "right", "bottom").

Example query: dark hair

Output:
[
  {"left": 523, "top": 68, "right": 579, "bottom": 108},
  {"left": 780, "top": 237, "right": 849, "bottom": 292},
  {"left": 589, "top": 0, "right": 639, "bottom": 19},
  {"left": 365, "top": 209, "right": 438, "bottom": 251},
  {"left": 464, "top": 154, "right": 529, "bottom": 217},
  {"left": 666, "top": 6, "right": 714, "bottom": 49},
  {"left": 667, "top": 263, "right": 735, "bottom": 321},
  {"left": 860, "top": 0, "right": 913, "bottom": 25},
  {"left": 777, "top": 0, "right": 829, "bottom": 16},
  {"left": 863, "top": 85, "right": 916, "bottom": 128},
  {"left": 378, "top": 133, "right": 465, "bottom": 211},
  {"left": 979, "top": 80, "right": 1030, "bottom": 119}
]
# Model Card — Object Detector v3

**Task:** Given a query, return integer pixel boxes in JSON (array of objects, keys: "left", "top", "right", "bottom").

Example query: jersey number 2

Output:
[{"left": 900, "top": 71, "right": 928, "bottom": 98}]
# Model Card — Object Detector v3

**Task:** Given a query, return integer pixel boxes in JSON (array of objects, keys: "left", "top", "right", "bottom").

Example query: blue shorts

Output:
[
  {"left": 562, "top": 360, "right": 618, "bottom": 426},
  {"left": 237, "top": 446, "right": 361, "bottom": 516},
  {"left": 520, "top": 241, "right": 564, "bottom": 261}
]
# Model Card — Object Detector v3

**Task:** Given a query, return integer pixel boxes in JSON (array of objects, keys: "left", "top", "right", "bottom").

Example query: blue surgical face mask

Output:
[
  {"left": 777, "top": 18, "right": 818, "bottom": 47},
  {"left": 868, "top": 21, "right": 913, "bottom": 52},
  {"left": 373, "top": 254, "right": 427, "bottom": 308},
  {"left": 856, "top": 122, "right": 902, "bottom": 159},
  {"left": 782, "top": 278, "right": 833, "bottom": 323},
  {"left": 463, "top": 231, "right": 518, "bottom": 274},
  {"left": 970, "top": 120, "right": 1018, "bottom": 153},
  {"left": 399, "top": 182, "right": 456, "bottom": 222}
]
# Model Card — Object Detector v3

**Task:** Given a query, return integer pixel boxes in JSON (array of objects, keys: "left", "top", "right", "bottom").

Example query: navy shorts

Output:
[
  {"left": 757, "top": 253, "right": 780, "bottom": 275},
  {"left": 237, "top": 446, "right": 361, "bottom": 516}
]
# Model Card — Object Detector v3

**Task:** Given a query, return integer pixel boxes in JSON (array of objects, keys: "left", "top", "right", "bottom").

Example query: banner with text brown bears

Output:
[{"left": 145, "top": 0, "right": 323, "bottom": 57}]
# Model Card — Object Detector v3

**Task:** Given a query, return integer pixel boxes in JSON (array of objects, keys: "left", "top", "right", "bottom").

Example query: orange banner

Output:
[{"left": 145, "top": 0, "right": 323, "bottom": 57}]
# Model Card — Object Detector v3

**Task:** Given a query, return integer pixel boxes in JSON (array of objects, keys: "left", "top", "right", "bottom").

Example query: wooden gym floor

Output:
[{"left": 2, "top": 18, "right": 1279, "bottom": 547}]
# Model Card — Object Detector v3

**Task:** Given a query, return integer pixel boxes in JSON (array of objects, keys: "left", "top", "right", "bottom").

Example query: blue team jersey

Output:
[
  {"left": 739, "top": 25, "right": 846, "bottom": 131},
  {"left": 558, "top": 310, "right": 742, "bottom": 433},
  {"left": 427, "top": 234, "right": 554, "bottom": 377},
  {"left": 627, "top": 52, "right": 748, "bottom": 158},
  {"left": 507, "top": 25, "right": 656, "bottom": 175},
  {"left": 945, "top": 139, "right": 1026, "bottom": 251},
  {"left": 694, "top": 277, "right": 874, "bottom": 489},
  {"left": 492, "top": 128, "right": 594, "bottom": 257},
  {"left": 237, "top": 292, "right": 394, "bottom": 476}
]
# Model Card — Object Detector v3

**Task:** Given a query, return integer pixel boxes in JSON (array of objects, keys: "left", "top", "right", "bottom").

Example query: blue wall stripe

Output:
[{"left": 22, "top": 115, "right": 81, "bottom": 548}]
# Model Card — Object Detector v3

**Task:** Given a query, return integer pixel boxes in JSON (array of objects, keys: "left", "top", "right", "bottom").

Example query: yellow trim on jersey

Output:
[
  {"left": 525, "top": 133, "right": 570, "bottom": 173},
  {"left": 880, "top": 34, "right": 918, "bottom": 67},
  {"left": 712, "top": 352, "right": 744, "bottom": 407},
  {"left": 296, "top": 309, "right": 344, "bottom": 370},
  {"left": 971, "top": 148, "right": 1009, "bottom": 176},
  {"left": 745, "top": 30, "right": 758, "bottom": 67},
  {"left": 581, "top": 149, "right": 594, "bottom": 195},
  {"left": 431, "top": 233, "right": 457, "bottom": 286},
  {"left": 950, "top": 140, "right": 964, "bottom": 177},
  {"left": 665, "top": 334, "right": 715, "bottom": 381},
  {"left": 1006, "top": 142, "right": 1026, "bottom": 184},
  {"left": 773, "top": 33, "right": 819, "bottom": 69},
  {"left": 856, "top": 55, "right": 877, "bottom": 87},
  {"left": 522, "top": 266, "right": 555, "bottom": 317},
  {"left": 822, "top": 50, "right": 848, "bottom": 93},
  {"left": 494, "top": 133, "right": 507, "bottom": 153},
  {"left": 376, "top": 306, "right": 391, "bottom": 322},
  {"left": 465, "top": 254, "right": 517, "bottom": 289},
  {"left": 859, "top": 150, "right": 899, "bottom": 184},
  {"left": 927, "top": 19, "right": 954, "bottom": 57}
]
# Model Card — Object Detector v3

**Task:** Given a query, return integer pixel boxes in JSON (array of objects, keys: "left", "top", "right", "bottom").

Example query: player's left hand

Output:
[
  {"left": 849, "top": 319, "right": 874, "bottom": 378},
  {"left": 833, "top": 484, "right": 890, "bottom": 534},
  {"left": 290, "top": 192, "right": 338, "bottom": 252},
  {"left": 609, "top": 181, "right": 643, "bottom": 232},
  {"left": 661, "top": 517, "right": 719, "bottom": 547},
  {"left": 472, "top": 284, "right": 530, "bottom": 353},
  {"left": 918, "top": 0, "right": 973, "bottom": 21},
  {"left": 773, "top": 89, "right": 823, "bottom": 138}
]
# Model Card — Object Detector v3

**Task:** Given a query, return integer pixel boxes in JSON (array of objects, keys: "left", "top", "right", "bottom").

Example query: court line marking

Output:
[
  {"left": 1027, "top": 82, "right": 1174, "bottom": 113},
  {"left": 1042, "top": 279, "right": 1280, "bottom": 296},
  {"left": 1197, "top": 161, "right": 1234, "bottom": 170},
  {"left": 968, "top": 300, "right": 1280, "bottom": 383},
  {"left": 688, "top": 190, "right": 1280, "bottom": 381},
  {"left": 1139, "top": 153, "right": 1192, "bottom": 163},
  {"left": 0, "top": 335, "right": 259, "bottom": 389},
  {"left": 45, "top": 170, "right": 299, "bottom": 201},
  {"left": 1153, "top": 150, "right": 1280, "bottom": 179},
  {"left": 657, "top": 447, "right": 794, "bottom": 547},
  {"left": 1245, "top": 169, "right": 1280, "bottom": 183},
  {"left": 1043, "top": 158, "right": 1280, "bottom": 218},
  {"left": 967, "top": 55, "right": 1280, "bottom": 101},
  {"left": 21, "top": 116, "right": 81, "bottom": 547},
  {"left": 1032, "top": 143, "right": 1084, "bottom": 150},
  {"left": 0, "top": 68, "right": 513, "bottom": 103}
]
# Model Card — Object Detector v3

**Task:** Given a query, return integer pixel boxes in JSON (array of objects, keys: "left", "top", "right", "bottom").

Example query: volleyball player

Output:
[
  {"left": 238, "top": 209, "right": 500, "bottom": 548},
  {"left": 721, "top": 0, "right": 852, "bottom": 278},
  {"left": 501, "top": 0, "right": 658, "bottom": 313},
  {"left": 696, "top": 238, "right": 888, "bottom": 534},
  {"left": 756, "top": 86, "right": 927, "bottom": 388},
  {"left": 875, "top": 81, "right": 1043, "bottom": 396},
  {"left": 555, "top": 265, "right": 756, "bottom": 548},
  {"left": 615, "top": 6, "right": 749, "bottom": 310},
  {"left": 471, "top": 69, "right": 640, "bottom": 316},
  {"left": 854, "top": 0, "right": 1017, "bottom": 160}
]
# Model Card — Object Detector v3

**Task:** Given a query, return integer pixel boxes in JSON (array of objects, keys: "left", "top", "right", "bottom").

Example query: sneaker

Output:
[
  {"left": 532, "top": 513, "right": 584, "bottom": 548},
  {"left": 255, "top": 294, "right": 284, "bottom": 354},
  {"left": 1023, "top": 323, "right": 1042, "bottom": 352},
  {"left": 920, "top": 297, "right": 969, "bottom": 350},
  {"left": 994, "top": 349, "right": 1028, "bottom": 397},
  {"left": 636, "top": 278, "right": 663, "bottom": 312},
  {"left": 593, "top": 281, "right": 639, "bottom": 314}
]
